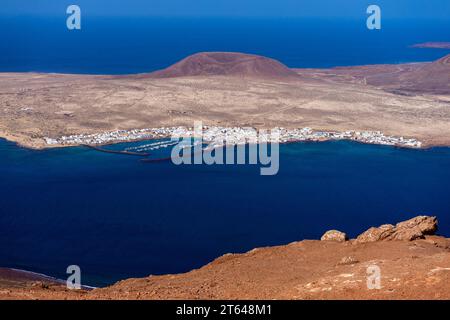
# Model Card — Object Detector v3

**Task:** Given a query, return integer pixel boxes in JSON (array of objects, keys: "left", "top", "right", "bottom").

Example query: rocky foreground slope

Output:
[{"left": 1, "top": 216, "right": 449, "bottom": 300}]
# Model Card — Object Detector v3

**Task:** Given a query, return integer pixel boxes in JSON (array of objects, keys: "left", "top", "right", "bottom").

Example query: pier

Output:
[{"left": 82, "top": 144, "right": 150, "bottom": 157}]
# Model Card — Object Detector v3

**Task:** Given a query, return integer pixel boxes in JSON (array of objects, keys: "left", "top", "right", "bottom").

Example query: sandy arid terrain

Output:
[
  {"left": 1, "top": 52, "right": 450, "bottom": 149},
  {"left": 1, "top": 216, "right": 449, "bottom": 300}
]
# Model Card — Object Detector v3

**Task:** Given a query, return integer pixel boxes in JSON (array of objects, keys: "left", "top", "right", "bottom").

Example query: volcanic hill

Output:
[{"left": 147, "top": 52, "right": 299, "bottom": 79}]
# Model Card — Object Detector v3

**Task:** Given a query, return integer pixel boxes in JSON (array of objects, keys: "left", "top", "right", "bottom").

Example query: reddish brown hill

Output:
[
  {"left": 298, "top": 54, "right": 450, "bottom": 95},
  {"left": 147, "top": 52, "right": 299, "bottom": 79},
  {"left": 395, "top": 54, "right": 450, "bottom": 94},
  {"left": 435, "top": 54, "right": 450, "bottom": 65}
]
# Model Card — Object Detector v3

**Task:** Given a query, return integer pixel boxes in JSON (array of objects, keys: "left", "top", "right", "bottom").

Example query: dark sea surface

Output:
[
  {"left": 1, "top": 139, "right": 450, "bottom": 286},
  {"left": 0, "top": 17, "right": 449, "bottom": 74},
  {"left": 1, "top": 17, "right": 450, "bottom": 287}
]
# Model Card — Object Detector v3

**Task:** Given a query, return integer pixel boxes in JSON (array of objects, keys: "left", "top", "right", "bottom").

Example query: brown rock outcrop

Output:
[
  {"left": 356, "top": 224, "right": 396, "bottom": 242},
  {"left": 321, "top": 230, "right": 348, "bottom": 242},
  {"left": 356, "top": 216, "right": 437, "bottom": 243}
]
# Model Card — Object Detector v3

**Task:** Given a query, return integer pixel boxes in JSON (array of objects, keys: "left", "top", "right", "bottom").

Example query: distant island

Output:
[
  {"left": 0, "top": 51, "right": 450, "bottom": 150},
  {"left": 412, "top": 42, "right": 450, "bottom": 49}
]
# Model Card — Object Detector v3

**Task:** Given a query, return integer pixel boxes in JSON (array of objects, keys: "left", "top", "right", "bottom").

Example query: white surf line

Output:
[{"left": 9, "top": 268, "right": 98, "bottom": 290}]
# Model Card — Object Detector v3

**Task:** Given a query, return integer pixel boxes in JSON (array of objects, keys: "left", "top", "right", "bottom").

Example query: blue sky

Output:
[{"left": 1, "top": 0, "right": 449, "bottom": 19}]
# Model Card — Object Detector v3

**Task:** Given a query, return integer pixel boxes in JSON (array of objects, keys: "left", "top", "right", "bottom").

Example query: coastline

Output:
[
  {"left": 0, "top": 126, "right": 436, "bottom": 152},
  {"left": 411, "top": 42, "right": 450, "bottom": 49},
  {"left": 1, "top": 216, "right": 449, "bottom": 300},
  {"left": 13, "top": 268, "right": 96, "bottom": 290},
  {"left": 0, "top": 267, "right": 61, "bottom": 283},
  {"left": 1, "top": 52, "right": 450, "bottom": 152}
]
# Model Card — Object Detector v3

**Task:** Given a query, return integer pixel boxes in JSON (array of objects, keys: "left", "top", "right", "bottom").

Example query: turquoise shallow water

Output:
[{"left": 1, "top": 139, "right": 449, "bottom": 286}]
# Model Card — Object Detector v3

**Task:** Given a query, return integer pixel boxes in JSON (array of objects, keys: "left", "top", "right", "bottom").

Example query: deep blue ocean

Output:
[
  {"left": 1, "top": 139, "right": 450, "bottom": 286},
  {"left": 1, "top": 17, "right": 449, "bottom": 73},
  {"left": 1, "top": 17, "right": 450, "bottom": 287}
]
